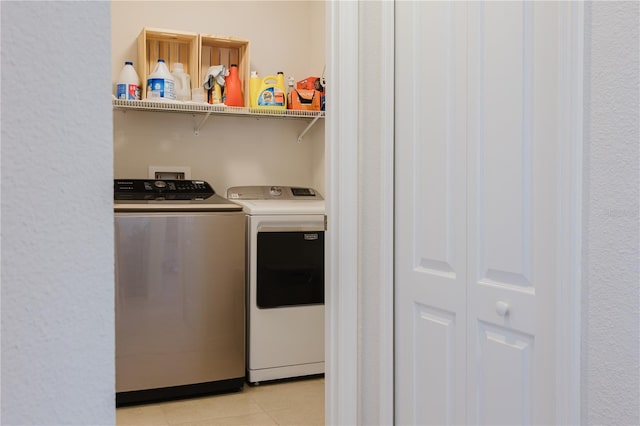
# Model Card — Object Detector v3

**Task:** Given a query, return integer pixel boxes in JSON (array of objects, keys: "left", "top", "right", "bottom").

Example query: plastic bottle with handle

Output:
[
  {"left": 286, "top": 76, "right": 295, "bottom": 109},
  {"left": 224, "top": 64, "right": 244, "bottom": 107},
  {"left": 147, "top": 59, "right": 175, "bottom": 100},
  {"left": 249, "top": 71, "right": 260, "bottom": 107},
  {"left": 277, "top": 72, "right": 287, "bottom": 109},
  {"left": 116, "top": 61, "right": 140, "bottom": 100},
  {"left": 172, "top": 63, "right": 191, "bottom": 101}
]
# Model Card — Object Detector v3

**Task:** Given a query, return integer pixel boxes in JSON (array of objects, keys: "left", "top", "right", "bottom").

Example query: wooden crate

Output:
[
  {"left": 199, "top": 34, "right": 250, "bottom": 106},
  {"left": 137, "top": 28, "right": 199, "bottom": 99}
]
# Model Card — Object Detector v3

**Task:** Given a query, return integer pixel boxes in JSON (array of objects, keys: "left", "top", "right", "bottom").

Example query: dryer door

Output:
[{"left": 257, "top": 230, "right": 324, "bottom": 308}]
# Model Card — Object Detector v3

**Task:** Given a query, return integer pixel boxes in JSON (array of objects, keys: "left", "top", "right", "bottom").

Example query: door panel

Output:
[
  {"left": 476, "top": 322, "right": 534, "bottom": 425},
  {"left": 470, "top": 1, "right": 534, "bottom": 291},
  {"left": 413, "top": 304, "right": 458, "bottom": 425},
  {"left": 396, "top": 1, "right": 560, "bottom": 425},
  {"left": 467, "top": 2, "right": 558, "bottom": 425},
  {"left": 395, "top": 1, "right": 468, "bottom": 424},
  {"left": 467, "top": 2, "right": 559, "bottom": 425}
]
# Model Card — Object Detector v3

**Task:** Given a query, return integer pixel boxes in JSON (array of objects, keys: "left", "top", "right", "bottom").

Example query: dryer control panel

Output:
[{"left": 227, "top": 186, "right": 323, "bottom": 200}]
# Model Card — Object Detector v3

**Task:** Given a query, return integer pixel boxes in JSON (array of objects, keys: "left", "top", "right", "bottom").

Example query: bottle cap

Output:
[{"left": 125, "top": 61, "right": 133, "bottom": 65}]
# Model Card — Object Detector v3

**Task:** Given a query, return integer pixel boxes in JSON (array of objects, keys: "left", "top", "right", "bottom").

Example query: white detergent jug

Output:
[
  {"left": 172, "top": 63, "right": 191, "bottom": 101},
  {"left": 116, "top": 61, "right": 140, "bottom": 100},
  {"left": 147, "top": 59, "right": 175, "bottom": 100}
]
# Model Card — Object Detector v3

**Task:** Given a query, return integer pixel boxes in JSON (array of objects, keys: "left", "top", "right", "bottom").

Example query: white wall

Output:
[
  {"left": 112, "top": 1, "right": 326, "bottom": 195},
  {"left": 582, "top": 2, "right": 640, "bottom": 425},
  {"left": 1, "top": 2, "right": 114, "bottom": 425}
]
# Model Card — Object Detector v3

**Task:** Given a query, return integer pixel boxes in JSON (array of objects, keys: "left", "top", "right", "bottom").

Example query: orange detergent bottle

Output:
[{"left": 224, "top": 64, "right": 244, "bottom": 107}]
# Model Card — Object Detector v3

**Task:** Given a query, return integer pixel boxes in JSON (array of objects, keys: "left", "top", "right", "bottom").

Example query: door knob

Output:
[{"left": 496, "top": 301, "right": 510, "bottom": 316}]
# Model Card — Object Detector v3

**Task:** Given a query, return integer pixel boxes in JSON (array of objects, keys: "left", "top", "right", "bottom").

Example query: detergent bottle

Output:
[
  {"left": 286, "top": 76, "right": 295, "bottom": 110},
  {"left": 249, "top": 71, "right": 260, "bottom": 107},
  {"left": 210, "top": 81, "right": 223, "bottom": 104},
  {"left": 147, "top": 59, "right": 175, "bottom": 100},
  {"left": 116, "top": 61, "right": 140, "bottom": 100},
  {"left": 256, "top": 72, "right": 286, "bottom": 110},
  {"left": 171, "top": 63, "right": 191, "bottom": 101},
  {"left": 224, "top": 64, "right": 243, "bottom": 107},
  {"left": 277, "top": 72, "right": 286, "bottom": 105}
]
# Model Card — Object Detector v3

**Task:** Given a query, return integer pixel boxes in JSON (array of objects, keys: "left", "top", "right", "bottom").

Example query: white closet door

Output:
[
  {"left": 466, "top": 2, "right": 559, "bottom": 424},
  {"left": 395, "top": 2, "right": 468, "bottom": 425},
  {"left": 396, "top": 1, "right": 561, "bottom": 425}
]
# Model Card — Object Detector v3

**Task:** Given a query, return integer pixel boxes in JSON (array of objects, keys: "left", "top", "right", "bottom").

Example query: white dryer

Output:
[{"left": 227, "top": 185, "right": 325, "bottom": 384}]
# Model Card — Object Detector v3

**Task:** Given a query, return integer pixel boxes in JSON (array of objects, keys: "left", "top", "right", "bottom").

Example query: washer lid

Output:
[
  {"left": 231, "top": 199, "right": 325, "bottom": 215},
  {"left": 226, "top": 185, "right": 325, "bottom": 214},
  {"left": 114, "top": 195, "right": 242, "bottom": 212}
]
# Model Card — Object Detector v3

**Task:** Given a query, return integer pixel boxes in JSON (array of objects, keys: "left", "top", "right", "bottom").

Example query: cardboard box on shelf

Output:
[
  {"left": 289, "top": 89, "right": 322, "bottom": 111},
  {"left": 297, "top": 76, "right": 323, "bottom": 91}
]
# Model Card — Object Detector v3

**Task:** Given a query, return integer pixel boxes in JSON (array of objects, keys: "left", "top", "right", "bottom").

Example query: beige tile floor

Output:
[{"left": 116, "top": 377, "right": 324, "bottom": 426}]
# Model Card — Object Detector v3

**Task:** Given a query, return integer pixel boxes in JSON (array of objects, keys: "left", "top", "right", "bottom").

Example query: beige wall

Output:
[{"left": 112, "top": 1, "right": 325, "bottom": 195}]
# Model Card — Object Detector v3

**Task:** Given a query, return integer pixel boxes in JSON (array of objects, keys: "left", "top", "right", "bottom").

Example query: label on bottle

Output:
[
  {"left": 147, "top": 78, "right": 176, "bottom": 99},
  {"left": 117, "top": 83, "right": 140, "bottom": 100},
  {"left": 257, "top": 87, "right": 285, "bottom": 107}
]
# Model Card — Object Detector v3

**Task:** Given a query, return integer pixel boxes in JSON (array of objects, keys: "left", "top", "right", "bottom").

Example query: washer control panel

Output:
[
  {"left": 227, "top": 186, "right": 322, "bottom": 200},
  {"left": 115, "top": 179, "right": 214, "bottom": 200}
]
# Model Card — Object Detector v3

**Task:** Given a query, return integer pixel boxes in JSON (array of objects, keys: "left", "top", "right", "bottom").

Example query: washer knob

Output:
[{"left": 154, "top": 180, "right": 167, "bottom": 188}]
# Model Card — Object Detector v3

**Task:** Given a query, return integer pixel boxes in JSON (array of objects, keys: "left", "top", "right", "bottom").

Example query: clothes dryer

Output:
[{"left": 227, "top": 186, "right": 325, "bottom": 384}]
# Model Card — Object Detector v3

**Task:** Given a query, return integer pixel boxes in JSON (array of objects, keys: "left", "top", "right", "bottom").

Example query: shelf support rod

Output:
[
  {"left": 297, "top": 114, "right": 323, "bottom": 143},
  {"left": 194, "top": 111, "right": 213, "bottom": 136}
]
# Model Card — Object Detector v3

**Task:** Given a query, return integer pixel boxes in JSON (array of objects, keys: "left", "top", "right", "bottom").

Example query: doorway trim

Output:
[
  {"left": 556, "top": 2, "right": 584, "bottom": 423},
  {"left": 325, "top": 1, "right": 396, "bottom": 424},
  {"left": 325, "top": 1, "right": 360, "bottom": 425}
]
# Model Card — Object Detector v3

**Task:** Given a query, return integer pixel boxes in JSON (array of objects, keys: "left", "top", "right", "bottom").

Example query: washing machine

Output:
[
  {"left": 114, "top": 179, "right": 246, "bottom": 405},
  {"left": 226, "top": 185, "right": 325, "bottom": 384}
]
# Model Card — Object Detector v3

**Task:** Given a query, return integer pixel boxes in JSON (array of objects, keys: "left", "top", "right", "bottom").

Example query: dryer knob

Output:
[
  {"left": 154, "top": 180, "right": 167, "bottom": 189},
  {"left": 270, "top": 186, "right": 282, "bottom": 196}
]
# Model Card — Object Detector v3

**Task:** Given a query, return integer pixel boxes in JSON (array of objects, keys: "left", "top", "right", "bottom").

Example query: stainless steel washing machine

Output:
[
  {"left": 226, "top": 185, "right": 325, "bottom": 384},
  {"left": 114, "top": 179, "right": 246, "bottom": 405}
]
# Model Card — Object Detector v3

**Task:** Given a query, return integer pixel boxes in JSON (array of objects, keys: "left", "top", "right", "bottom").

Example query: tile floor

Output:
[{"left": 116, "top": 377, "right": 324, "bottom": 426}]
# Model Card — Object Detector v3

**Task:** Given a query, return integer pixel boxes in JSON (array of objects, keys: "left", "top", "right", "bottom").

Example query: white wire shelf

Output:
[
  {"left": 113, "top": 98, "right": 325, "bottom": 119},
  {"left": 113, "top": 98, "right": 325, "bottom": 141}
]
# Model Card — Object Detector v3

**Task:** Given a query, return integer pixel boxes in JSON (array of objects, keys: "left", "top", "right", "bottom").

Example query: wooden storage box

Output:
[
  {"left": 137, "top": 28, "right": 199, "bottom": 99},
  {"left": 199, "top": 34, "right": 250, "bottom": 106}
]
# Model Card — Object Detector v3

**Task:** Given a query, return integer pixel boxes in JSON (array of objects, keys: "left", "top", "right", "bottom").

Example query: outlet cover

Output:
[{"left": 148, "top": 166, "right": 192, "bottom": 180}]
